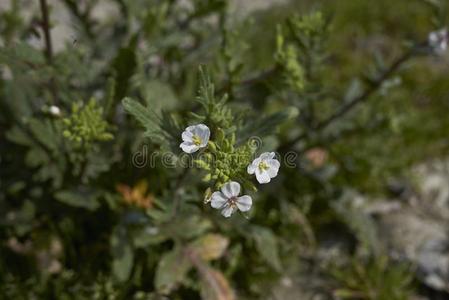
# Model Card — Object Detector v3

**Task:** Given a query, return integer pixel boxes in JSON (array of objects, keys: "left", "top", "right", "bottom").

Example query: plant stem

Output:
[{"left": 39, "top": 0, "right": 53, "bottom": 63}]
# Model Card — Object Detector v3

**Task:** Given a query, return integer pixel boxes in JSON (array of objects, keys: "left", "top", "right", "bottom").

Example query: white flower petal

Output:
[
  {"left": 194, "top": 124, "right": 210, "bottom": 146},
  {"left": 182, "top": 124, "right": 210, "bottom": 149},
  {"left": 221, "top": 204, "right": 237, "bottom": 218},
  {"left": 185, "top": 125, "right": 197, "bottom": 133},
  {"left": 221, "top": 181, "right": 240, "bottom": 198},
  {"left": 267, "top": 159, "right": 280, "bottom": 178},
  {"left": 429, "top": 32, "right": 438, "bottom": 43},
  {"left": 49, "top": 106, "right": 61, "bottom": 116},
  {"left": 260, "top": 152, "right": 275, "bottom": 160},
  {"left": 181, "top": 130, "right": 193, "bottom": 142},
  {"left": 210, "top": 192, "right": 228, "bottom": 209},
  {"left": 180, "top": 142, "right": 200, "bottom": 153},
  {"left": 247, "top": 160, "right": 258, "bottom": 174},
  {"left": 255, "top": 169, "right": 271, "bottom": 184},
  {"left": 236, "top": 195, "right": 252, "bottom": 212},
  {"left": 429, "top": 29, "right": 448, "bottom": 54}
]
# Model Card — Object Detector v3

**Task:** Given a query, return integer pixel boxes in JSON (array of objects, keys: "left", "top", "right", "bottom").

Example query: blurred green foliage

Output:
[{"left": 0, "top": 0, "right": 448, "bottom": 299}]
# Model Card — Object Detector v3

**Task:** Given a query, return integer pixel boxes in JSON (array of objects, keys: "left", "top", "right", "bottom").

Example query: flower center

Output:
[
  {"left": 228, "top": 196, "right": 238, "bottom": 208},
  {"left": 192, "top": 135, "right": 202, "bottom": 146},
  {"left": 258, "top": 161, "right": 269, "bottom": 172}
]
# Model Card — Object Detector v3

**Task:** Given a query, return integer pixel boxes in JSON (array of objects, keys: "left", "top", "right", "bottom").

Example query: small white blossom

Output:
[
  {"left": 428, "top": 28, "right": 448, "bottom": 55},
  {"left": 210, "top": 181, "right": 252, "bottom": 218},
  {"left": 247, "top": 152, "right": 280, "bottom": 184},
  {"left": 49, "top": 105, "right": 61, "bottom": 116},
  {"left": 180, "top": 124, "right": 210, "bottom": 153}
]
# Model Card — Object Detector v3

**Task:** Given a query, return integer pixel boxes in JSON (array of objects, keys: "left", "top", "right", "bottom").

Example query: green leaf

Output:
[
  {"left": 155, "top": 247, "right": 192, "bottom": 294},
  {"left": 111, "top": 225, "right": 134, "bottom": 282},
  {"left": 6, "top": 126, "right": 33, "bottom": 146},
  {"left": 122, "top": 97, "right": 162, "bottom": 136},
  {"left": 141, "top": 80, "right": 178, "bottom": 112},
  {"left": 190, "top": 233, "right": 229, "bottom": 261},
  {"left": 7, "top": 200, "right": 36, "bottom": 236},
  {"left": 131, "top": 225, "right": 168, "bottom": 248},
  {"left": 28, "top": 118, "right": 60, "bottom": 152},
  {"left": 54, "top": 189, "right": 100, "bottom": 211},
  {"left": 251, "top": 226, "right": 282, "bottom": 271},
  {"left": 157, "top": 215, "right": 212, "bottom": 241}
]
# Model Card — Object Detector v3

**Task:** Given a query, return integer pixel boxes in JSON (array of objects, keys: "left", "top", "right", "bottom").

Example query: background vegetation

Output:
[{"left": 1, "top": 0, "right": 448, "bottom": 299}]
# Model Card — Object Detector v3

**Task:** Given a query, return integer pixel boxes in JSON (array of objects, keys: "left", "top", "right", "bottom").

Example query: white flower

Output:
[
  {"left": 180, "top": 124, "right": 210, "bottom": 153},
  {"left": 210, "top": 181, "right": 252, "bottom": 218},
  {"left": 49, "top": 105, "right": 61, "bottom": 116},
  {"left": 429, "top": 28, "right": 448, "bottom": 55},
  {"left": 247, "top": 152, "right": 280, "bottom": 184}
]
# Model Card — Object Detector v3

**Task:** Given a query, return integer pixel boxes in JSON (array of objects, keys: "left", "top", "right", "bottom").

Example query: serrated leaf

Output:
[
  {"left": 122, "top": 97, "right": 163, "bottom": 137},
  {"left": 122, "top": 98, "right": 154, "bottom": 125}
]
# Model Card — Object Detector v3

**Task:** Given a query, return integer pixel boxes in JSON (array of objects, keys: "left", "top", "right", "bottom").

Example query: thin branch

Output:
[
  {"left": 279, "top": 49, "right": 416, "bottom": 153},
  {"left": 39, "top": 0, "right": 53, "bottom": 63},
  {"left": 317, "top": 50, "right": 413, "bottom": 130},
  {"left": 39, "top": 0, "right": 60, "bottom": 105}
]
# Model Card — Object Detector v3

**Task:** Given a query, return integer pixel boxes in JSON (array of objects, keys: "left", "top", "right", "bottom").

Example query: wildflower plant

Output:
[
  {"left": 210, "top": 181, "right": 252, "bottom": 217},
  {"left": 125, "top": 65, "right": 281, "bottom": 216},
  {"left": 1, "top": 0, "right": 449, "bottom": 299}
]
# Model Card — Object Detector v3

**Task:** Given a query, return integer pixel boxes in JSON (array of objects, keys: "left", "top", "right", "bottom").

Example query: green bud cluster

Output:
[
  {"left": 188, "top": 66, "right": 261, "bottom": 197},
  {"left": 190, "top": 66, "right": 236, "bottom": 132},
  {"left": 289, "top": 11, "right": 325, "bottom": 38},
  {"left": 194, "top": 128, "right": 257, "bottom": 192},
  {"left": 275, "top": 26, "right": 306, "bottom": 93},
  {"left": 275, "top": 12, "right": 328, "bottom": 93},
  {"left": 63, "top": 98, "right": 114, "bottom": 148}
]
